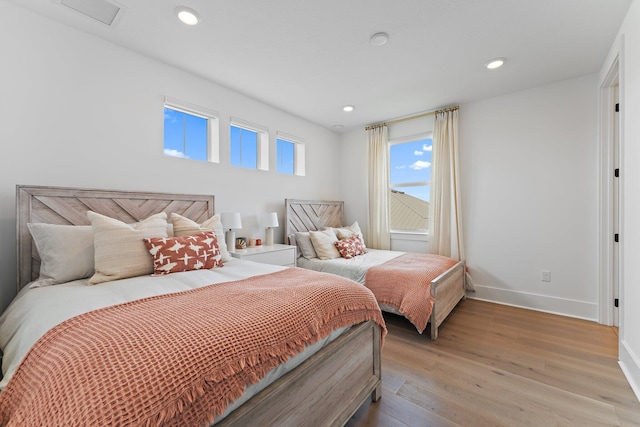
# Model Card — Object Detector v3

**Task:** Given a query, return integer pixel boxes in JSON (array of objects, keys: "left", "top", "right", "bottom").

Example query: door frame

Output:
[{"left": 598, "top": 54, "right": 620, "bottom": 326}]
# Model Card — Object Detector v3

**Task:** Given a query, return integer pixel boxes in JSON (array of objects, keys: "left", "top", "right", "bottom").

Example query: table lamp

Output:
[
  {"left": 221, "top": 212, "right": 242, "bottom": 252},
  {"left": 261, "top": 212, "right": 279, "bottom": 246}
]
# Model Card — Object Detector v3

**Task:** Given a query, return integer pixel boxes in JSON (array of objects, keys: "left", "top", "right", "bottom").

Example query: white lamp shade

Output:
[
  {"left": 261, "top": 212, "right": 279, "bottom": 228},
  {"left": 221, "top": 212, "right": 242, "bottom": 230}
]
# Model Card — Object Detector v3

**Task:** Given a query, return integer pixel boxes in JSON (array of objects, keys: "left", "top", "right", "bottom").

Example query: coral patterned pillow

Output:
[
  {"left": 144, "top": 231, "right": 223, "bottom": 275},
  {"left": 334, "top": 235, "right": 368, "bottom": 259}
]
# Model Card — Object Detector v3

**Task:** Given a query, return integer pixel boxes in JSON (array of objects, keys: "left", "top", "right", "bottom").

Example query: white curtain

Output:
[
  {"left": 429, "top": 109, "right": 474, "bottom": 290},
  {"left": 367, "top": 125, "right": 391, "bottom": 250}
]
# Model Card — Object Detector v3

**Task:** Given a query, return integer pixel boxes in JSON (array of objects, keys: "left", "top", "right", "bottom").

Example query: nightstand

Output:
[{"left": 230, "top": 244, "right": 297, "bottom": 267}]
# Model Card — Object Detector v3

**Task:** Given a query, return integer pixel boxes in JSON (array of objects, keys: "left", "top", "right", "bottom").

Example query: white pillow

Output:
[
  {"left": 309, "top": 228, "right": 341, "bottom": 260},
  {"left": 334, "top": 221, "right": 364, "bottom": 240},
  {"left": 27, "top": 223, "right": 94, "bottom": 288},
  {"left": 294, "top": 231, "right": 318, "bottom": 259},
  {"left": 87, "top": 211, "right": 168, "bottom": 285},
  {"left": 170, "top": 213, "right": 232, "bottom": 262}
]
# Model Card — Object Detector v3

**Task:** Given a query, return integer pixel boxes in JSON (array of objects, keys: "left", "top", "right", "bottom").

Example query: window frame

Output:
[
  {"left": 163, "top": 96, "right": 220, "bottom": 163},
  {"left": 276, "top": 131, "right": 306, "bottom": 176}
]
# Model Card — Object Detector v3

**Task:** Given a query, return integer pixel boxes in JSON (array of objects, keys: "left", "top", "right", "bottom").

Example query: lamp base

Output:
[
  {"left": 265, "top": 228, "right": 274, "bottom": 246},
  {"left": 225, "top": 230, "right": 236, "bottom": 252}
]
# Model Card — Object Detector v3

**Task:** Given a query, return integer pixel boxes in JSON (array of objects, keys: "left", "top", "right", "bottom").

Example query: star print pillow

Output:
[{"left": 143, "top": 231, "right": 223, "bottom": 275}]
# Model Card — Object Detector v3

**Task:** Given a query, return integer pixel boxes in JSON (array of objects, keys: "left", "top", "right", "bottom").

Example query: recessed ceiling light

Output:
[
  {"left": 343, "top": 105, "right": 355, "bottom": 112},
  {"left": 370, "top": 32, "right": 389, "bottom": 46},
  {"left": 485, "top": 57, "right": 506, "bottom": 69},
  {"left": 175, "top": 6, "right": 200, "bottom": 25}
]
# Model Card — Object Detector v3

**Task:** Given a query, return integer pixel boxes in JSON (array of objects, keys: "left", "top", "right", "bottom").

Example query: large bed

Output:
[
  {"left": 0, "top": 186, "right": 386, "bottom": 426},
  {"left": 285, "top": 199, "right": 466, "bottom": 340}
]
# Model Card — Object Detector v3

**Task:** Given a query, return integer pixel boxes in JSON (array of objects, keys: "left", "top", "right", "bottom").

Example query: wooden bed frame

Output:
[
  {"left": 14, "top": 185, "right": 382, "bottom": 426},
  {"left": 285, "top": 198, "right": 466, "bottom": 340}
]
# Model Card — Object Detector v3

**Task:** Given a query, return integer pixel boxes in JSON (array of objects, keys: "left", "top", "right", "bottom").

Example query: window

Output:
[
  {"left": 230, "top": 117, "right": 268, "bottom": 170},
  {"left": 276, "top": 131, "right": 305, "bottom": 176},
  {"left": 277, "top": 139, "right": 294, "bottom": 174},
  {"left": 388, "top": 133, "right": 432, "bottom": 231},
  {"left": 163, "top": 97, "right": 219, "bottom": 162}
]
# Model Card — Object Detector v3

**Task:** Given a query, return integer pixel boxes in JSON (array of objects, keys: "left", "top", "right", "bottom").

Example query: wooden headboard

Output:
[
  {"left": 16, "top": 185, "right": 215, "bottom": 291},
  {"left": 284, "top": 199, "right": 344, "bottom": 243}
]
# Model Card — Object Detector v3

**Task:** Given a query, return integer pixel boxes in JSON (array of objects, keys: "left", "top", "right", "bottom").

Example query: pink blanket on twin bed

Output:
[
  {"left": 365, "top": 253, "right": 457, "bottom": 333},
  {"left": 0, "top": 268, "right": 386, "bottom": 427}
]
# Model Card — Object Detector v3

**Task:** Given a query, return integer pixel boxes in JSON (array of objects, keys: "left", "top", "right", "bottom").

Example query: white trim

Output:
[
  {"left": 164, "top": 96, "right": 219, "bottom": 119},
  {"left": 388, "top": 131, "right": 433, "bottom": 146},
  {"left": 276, "top": 131, "right": 305, "bottom": 144},
  {"left": 620, "top": 339, "right": 640, "bottom": 402},
  {"left": 230, "top": 116, "right": 269, "bottom": 134},
  {"left": 469, "top": 285, "right": 598, "bottom": 321}
]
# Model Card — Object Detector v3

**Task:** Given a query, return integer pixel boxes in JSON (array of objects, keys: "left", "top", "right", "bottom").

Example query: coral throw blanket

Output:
[
  {"left": 365, "top": 253, "right": 457, "bottom": 333},
  {"left": 0, "top": 268, "right": 385, "bottom": 427}
]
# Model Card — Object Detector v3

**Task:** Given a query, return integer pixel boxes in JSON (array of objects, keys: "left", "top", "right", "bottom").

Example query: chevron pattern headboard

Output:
[
  {"left": 284, "top": 199, "right": 344, "bottom": 244},
  {"left": 16, "top": 185, "right": 214, "bottom": 291}
]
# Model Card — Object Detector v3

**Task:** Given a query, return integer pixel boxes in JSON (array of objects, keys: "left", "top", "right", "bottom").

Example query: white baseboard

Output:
[
  {"left": 467, "top": 285, "right": 598, "bottom": 321},
  {"left": 619, "top": 340, "right": 640, "bottom": 402}
]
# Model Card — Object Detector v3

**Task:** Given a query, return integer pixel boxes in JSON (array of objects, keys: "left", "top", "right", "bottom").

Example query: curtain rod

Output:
[{"left": 364, "top": 105, "right": 459, "bottom": 131}]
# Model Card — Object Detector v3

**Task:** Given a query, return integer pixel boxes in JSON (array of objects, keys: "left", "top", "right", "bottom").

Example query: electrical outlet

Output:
[{"left": 541, "top": 270, "right": 551, "bottom": 282}]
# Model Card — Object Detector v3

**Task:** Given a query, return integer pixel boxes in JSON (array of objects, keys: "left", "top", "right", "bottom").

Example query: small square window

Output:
[
  {"left": 163, "top": 98, "right": 219, "bottom": 163},
  {"left": 277, "top": 138, "right": 295, "bottom": 175},
  {"left": 230, "top": 125, "right": 258, "bottom": 169},
  {"left": 230, "top": 118, "right": 269, "bottom": 171},
  {"left": 276, "top": 131, "right": 305, "bottom": 176}
]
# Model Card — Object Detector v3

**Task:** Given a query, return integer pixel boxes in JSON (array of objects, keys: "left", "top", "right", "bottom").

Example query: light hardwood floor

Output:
[{"left": 347, "top": 299, "right": 640, "bottom": 426}]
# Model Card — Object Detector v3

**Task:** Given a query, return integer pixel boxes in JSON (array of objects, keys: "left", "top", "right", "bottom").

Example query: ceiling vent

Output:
[{"left": 55, "top": 0, "right": 126, "bottom": 26}]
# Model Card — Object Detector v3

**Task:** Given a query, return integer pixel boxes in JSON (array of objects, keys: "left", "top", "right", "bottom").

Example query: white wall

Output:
[
  {"left": 605, "top": 0, "right": 640, "bottom": 401},
  {"left": 0, "top": 2, "right": 341, "bottom": 310},
  {"left": 460, "top": 74, "right": 599, "bottom": 320},
  {"left": 341, "top": 75, "right": 600, "bottom": 320}
]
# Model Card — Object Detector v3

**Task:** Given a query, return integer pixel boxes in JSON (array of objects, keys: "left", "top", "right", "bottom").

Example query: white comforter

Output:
[{"left": 296, "top": 248, "right": 404, "bottom": 284}]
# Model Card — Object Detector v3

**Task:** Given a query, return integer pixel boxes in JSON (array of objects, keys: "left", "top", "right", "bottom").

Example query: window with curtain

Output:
[{"left": 388, "top": 133, "right": 432, "bottom": 231}]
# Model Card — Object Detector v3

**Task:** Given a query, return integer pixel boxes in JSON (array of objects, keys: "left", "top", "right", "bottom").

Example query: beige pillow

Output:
[
  {"left": 28, "top": 223, "right": 94, "bottom": 287},
  {"left": 87, "top": 211, "right": 168, "bottom": 285},
  {"left": 294, "top": 231, "right": 318, "bottom": 259},
  {"left": 334, "top": 221, "right": 364, "bottom": 240},
  {"left": 309, "top": 228, "right": 341, "bottom": 260},
  {"left": 170, "top": 213, "right": 232, "bottom": 262}
]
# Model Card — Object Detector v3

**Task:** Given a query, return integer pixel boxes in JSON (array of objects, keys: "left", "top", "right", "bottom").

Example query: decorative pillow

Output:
[
  {"left": 334, "top": 221, "right": 364, "bottom": 240},
  {"left": 294, "top": 231, "right": 318, "bottom": 259},
  {"left": 27, "top": 223, "right": 94, "bottom": 287},
  {"left": 309, "top": 228, "right": 341, "bottom": 260},
  {"left": 144, "top": 231, "right": 223, "bottom": 275},
  {"left": 335, "top": 235, "right": 368, "bottom": 259},
  {"left": 87, "top": 211, "right": 168, "bottom": 285},
  {"left": 170, "top": 213, "right": 232, "bottom": 262}
]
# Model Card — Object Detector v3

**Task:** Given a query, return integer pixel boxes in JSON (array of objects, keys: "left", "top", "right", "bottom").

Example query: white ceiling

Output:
[{"left": 11, "top": 0, "right": 632, "bottom": 132}]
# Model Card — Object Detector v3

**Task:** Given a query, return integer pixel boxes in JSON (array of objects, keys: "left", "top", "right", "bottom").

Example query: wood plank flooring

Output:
[{"left": 346, "top": 299, "right": 640, "bottom": 427}]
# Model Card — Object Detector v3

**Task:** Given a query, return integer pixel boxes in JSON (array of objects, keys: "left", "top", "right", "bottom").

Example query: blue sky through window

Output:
[
  {"left": 164, "top": 107, "right": 208, "bottom": 161},
  {"left": 277, "top": 139, "right": 295, "bottom": 174},
  {"left": 230, "top": 125, "right": 258, "bottom": 168},
  {"left": 389, "top": 138, "right": 432, "bottom": 201}
]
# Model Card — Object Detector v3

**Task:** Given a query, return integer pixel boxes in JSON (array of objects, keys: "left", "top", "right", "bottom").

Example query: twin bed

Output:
[
  {"left": 285, "top": 199, "right": 466, "bottom": 340},
  {"left": 0, "top": 186, "right": 385, "bottom": 426}
]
